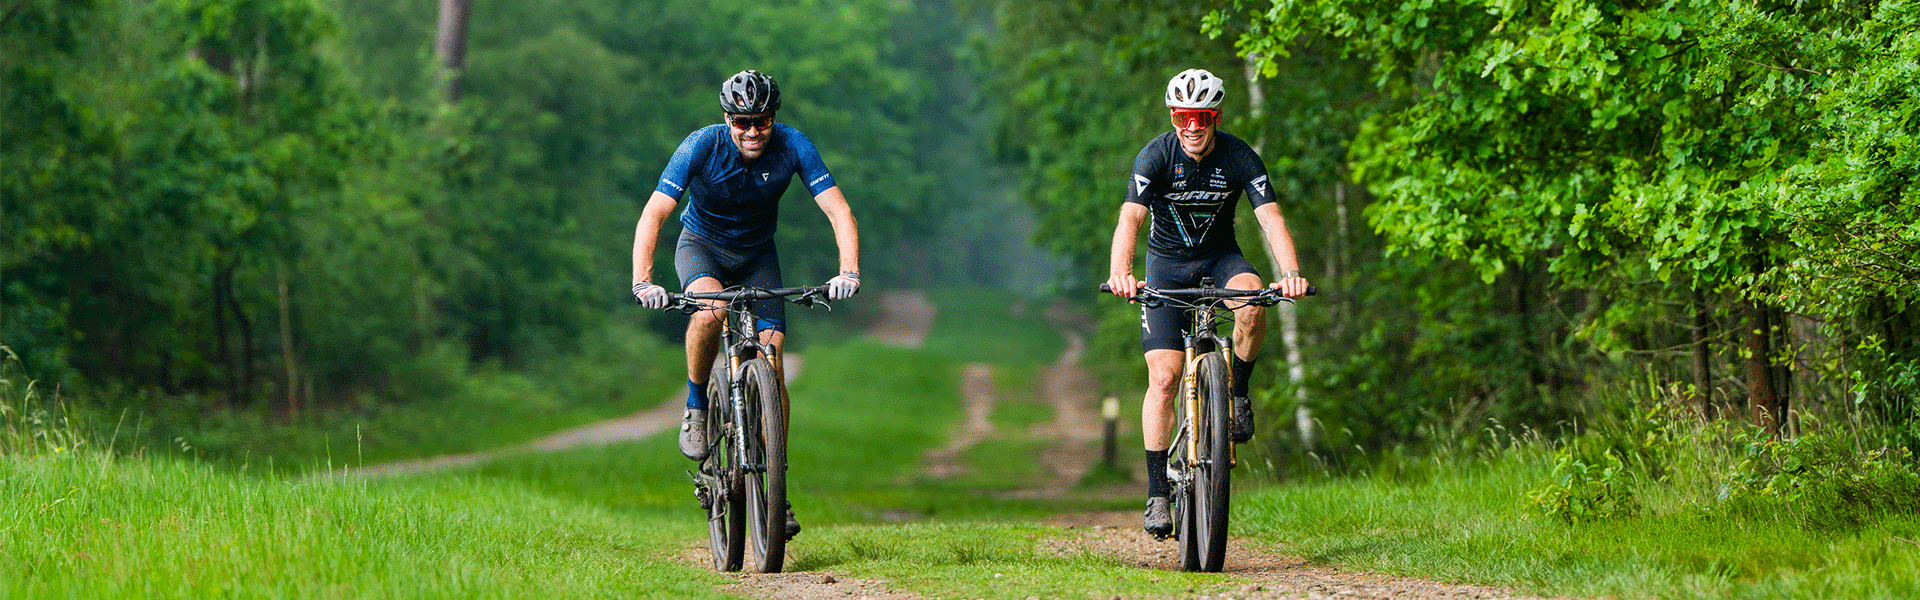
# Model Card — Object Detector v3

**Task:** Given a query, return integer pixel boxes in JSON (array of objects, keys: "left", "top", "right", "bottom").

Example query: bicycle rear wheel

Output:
[
  {"left": 1172, "top": 378, "right": 1202, "bottom": 570},
  {"left": 741, "top": 357, "right": 788, "bottom": 573},
  {"left": 1192, "top": 352, "right": 1233, "bottom": 572},
  {"left": 705, "top": 362, "right": 745, "bottom": 571}
]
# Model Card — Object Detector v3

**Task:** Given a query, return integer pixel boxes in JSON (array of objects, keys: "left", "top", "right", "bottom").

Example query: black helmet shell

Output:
[{"left": 720, "top": 70, "right": 781, "bottom": 114}]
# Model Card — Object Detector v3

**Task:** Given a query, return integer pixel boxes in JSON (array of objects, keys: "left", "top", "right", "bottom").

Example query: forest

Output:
[{"left": 5, "top": 0, "right": 1919, "bottom": 477}]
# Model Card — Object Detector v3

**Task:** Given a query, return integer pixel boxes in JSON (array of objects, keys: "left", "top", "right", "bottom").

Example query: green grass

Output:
[
  {"left": 42, "top": 295, "right": 1920, "bottom": 599},
  {"left": 1233, "top": 449, "right": 1920, "bottom": 599}
]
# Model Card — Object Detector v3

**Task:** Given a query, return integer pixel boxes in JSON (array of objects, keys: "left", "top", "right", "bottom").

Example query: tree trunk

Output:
[
  {"left": 1242, "top": 54, "right": 1314, "bottom": 447},
  {"left": 1742, "top": 299, "right": 1782, "bottom": 435},
  {"left": 1689, "top": 286, "right": 1710, "bottom": 419},
  {"left": 278, "top": 271, "right": 299, "bottom": 416},
  {"left": 214, "top": 261, "right": 235, "bottom": 406},
  {"left": 434, "top": 0, "right": 472, "bottom": 103},
  {"left": 228, "top": 259, "right": 256, "bottom": 407}
]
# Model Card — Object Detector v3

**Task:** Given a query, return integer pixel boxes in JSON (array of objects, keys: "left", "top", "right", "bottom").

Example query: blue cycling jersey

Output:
[{"left": 654, "top": 123, "right": 837, "bottom": 247}]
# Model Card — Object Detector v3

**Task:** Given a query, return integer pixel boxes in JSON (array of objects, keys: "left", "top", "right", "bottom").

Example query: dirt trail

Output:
[
  {"left": 335, "top": 290, "right": 938, "bottom": 479},
  {"left": 716, "top": 297, "right": 1557, "bottom": 600},
  {"left": 335, "top": 353, "right": 808, "bottom": 480},
  {"left": 342, "top": 290, "right": 1555, "bottom": 599}
]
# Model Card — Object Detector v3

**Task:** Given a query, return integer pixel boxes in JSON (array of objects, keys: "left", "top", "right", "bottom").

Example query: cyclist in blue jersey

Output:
[
  {"left": 631, "top": 70, "right": 861, "bottom": 537},
  {"left": 1103, "top": 69, "right": 1311, "bottom": 537}
]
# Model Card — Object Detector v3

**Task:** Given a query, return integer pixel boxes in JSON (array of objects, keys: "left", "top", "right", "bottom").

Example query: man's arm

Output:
[
  {"left": 812, "top": 186, "right": 860, "bottom": 275},
  {"left": 1105, "top": 202, "right": 1149, "bottom": 298},
  {"left": 632, "top": 191, "right": 680, "bottom": 285},
  {"left": 1252, "top": 202, "right": 1310, "bottom": 297}
]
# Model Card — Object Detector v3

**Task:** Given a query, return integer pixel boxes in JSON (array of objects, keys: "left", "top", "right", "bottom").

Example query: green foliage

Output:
[
  {"left": 1717, "top": 429, "right": 1920, "bottom": 532},
  {"left": 1528, "top": 447, "right": 1640, "bottom": 524},
  {"left": 6, "top": 0, "right": 1009, "bottom": 455}
]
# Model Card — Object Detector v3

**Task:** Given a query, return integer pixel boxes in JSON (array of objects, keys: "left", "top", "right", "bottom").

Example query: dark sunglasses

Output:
[
  {"left": 728, "top": 114, "right": 774, "bottom": 131},
  {"left": 1170, "top": 108, "right": 1220, "bottom": 130}
]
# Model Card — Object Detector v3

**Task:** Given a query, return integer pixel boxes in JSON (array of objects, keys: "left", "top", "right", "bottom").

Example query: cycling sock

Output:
[
  {"left": 687, "top": 379, "right": 709, "bottom": 410},
  {"left": 1232, "top": 355, "right": 1256, "bottom": 398},
  {"left": 1145, "top": 449, "right": 1169, "bottom": 498}
]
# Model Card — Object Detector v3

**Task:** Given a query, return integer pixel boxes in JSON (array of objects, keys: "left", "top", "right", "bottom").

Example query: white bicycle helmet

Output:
[{"left": 1164, "top": 69, "right": 1225, "bottom": 109}]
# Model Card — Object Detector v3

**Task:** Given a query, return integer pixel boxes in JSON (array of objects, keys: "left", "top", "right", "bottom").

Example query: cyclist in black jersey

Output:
[{"left": 1103, "top": 69, "right": 1311, "bottom": 537}]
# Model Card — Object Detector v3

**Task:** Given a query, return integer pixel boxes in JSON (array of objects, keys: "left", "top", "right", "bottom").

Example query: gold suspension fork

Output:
[{"left": 1182, "top": 344, "right": 1201, "bottom": 469}]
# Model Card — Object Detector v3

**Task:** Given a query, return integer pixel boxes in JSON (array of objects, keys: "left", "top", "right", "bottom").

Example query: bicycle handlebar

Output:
[
  {"left": 1097, "top": 283, "right": 1319, "bottom": 298},
  {"left": 676, "top": 286, "right": 827, "bottom": 303},
  {"left": 636, "top": 285, "right": 833, "bottom": 313}
]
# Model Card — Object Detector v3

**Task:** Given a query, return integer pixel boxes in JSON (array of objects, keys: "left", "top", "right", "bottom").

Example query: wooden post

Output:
[{"left": 1102, "top": 396, "right": 1119, "bottom": 470}]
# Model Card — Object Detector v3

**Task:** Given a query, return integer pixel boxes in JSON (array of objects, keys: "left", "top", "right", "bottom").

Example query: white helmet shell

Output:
[{"left": 1165, "top": 69, "right": 1225, "bottom": 109}]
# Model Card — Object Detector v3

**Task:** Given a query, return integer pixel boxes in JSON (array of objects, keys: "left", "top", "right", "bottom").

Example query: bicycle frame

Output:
[
  {"left": 667, "top": 285, "right": 827, "bottom": 574},
  {"left": 1178, "top": 299, "right": 1232, "bottom": 473}
]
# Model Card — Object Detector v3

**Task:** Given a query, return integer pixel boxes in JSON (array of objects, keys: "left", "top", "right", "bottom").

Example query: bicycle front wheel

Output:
[
  {"left": 741, "top": 357, "right": 788, "bottom": 573},
  {"left": 706, "top": 362, "right": 745, "bottom": 571},
  {"left": 1191, "top": 352, "right": 1233, "bottom": 572}
]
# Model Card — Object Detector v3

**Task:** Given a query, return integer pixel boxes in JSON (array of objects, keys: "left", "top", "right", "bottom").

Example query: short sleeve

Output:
[
  {"left": 654, "top": 129, "right": 708, "bottom": 200},
  {"left": 1126, "top": 143, "right": 1163, "bottom": 206},
  {"left": 784, "top": 128, "right": 837, "bottom": 196},
  {"left": 1238, "top": 146, "right": 1275, "bottom": 209}
]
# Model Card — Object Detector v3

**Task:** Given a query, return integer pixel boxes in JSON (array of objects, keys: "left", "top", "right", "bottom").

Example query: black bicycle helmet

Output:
[{"left": 720, "top": 70, "right": 781, "bottom": 114}]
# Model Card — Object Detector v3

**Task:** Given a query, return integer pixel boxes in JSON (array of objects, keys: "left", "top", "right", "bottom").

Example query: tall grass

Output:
[{"left": 1234, "top": 375, "right": 1920, "bottom": 599}]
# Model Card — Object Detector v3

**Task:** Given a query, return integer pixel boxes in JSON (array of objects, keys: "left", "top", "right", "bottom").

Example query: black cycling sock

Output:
[
  {"left": 1232, "top": 355, "right": 1256, "bottom": 398},
  {"left": 1145, "top": 449, "right": 1169, "bottom": 498}
]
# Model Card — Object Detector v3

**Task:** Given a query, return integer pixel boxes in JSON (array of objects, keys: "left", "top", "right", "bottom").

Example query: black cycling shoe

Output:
[
  {"left": 785, "top": 502, "right": 802, "bottom": 540},
  {"left": 1143, "top": 497, "right": 1173, "bottom": 539},
  {"left": 1230, "top": 396, "right": 1255, "bottom": 444}
]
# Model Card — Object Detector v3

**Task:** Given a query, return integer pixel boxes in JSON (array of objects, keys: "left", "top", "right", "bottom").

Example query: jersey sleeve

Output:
[
  {"left": 784, "top": 128, "right": 837, "bottom": 196},
  {"left": 1238, "top": 145, "right": 1276, "bottom": 209},
  {"left": 1125, "top": 143, "right": 1163, "bottom": 206},
  {"left": 654, "top": 129, "right": 708, "bottom": 200}
]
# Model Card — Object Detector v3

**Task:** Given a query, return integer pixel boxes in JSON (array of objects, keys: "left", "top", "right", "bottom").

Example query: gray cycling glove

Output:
[
  {"left": 826, "top": 271, "right": 860, "bottom": 301},
  {"left": 633, "top": 281, "right": 669, "bottom": 309}
]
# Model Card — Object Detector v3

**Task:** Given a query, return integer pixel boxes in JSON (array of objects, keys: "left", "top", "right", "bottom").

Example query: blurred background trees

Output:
[{"left": 5, "top": 0, "right": 1915, "bottom": 470}]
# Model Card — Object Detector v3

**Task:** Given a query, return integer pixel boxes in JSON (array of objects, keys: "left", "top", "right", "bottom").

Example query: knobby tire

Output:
[
  {"left": 1194, "top": 352, "right": 1233, "bottom": 572},
  {"left": 1173, "top": 361, "right": 1201, "bottom": 571},
  {"left": 742, "top": 358, "right": 788, "bottom": 573},
  {"left": 705, "top": 362, "right": 745, "bottom": 571}
]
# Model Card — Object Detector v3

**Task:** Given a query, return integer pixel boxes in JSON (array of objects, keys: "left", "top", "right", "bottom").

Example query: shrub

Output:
[{"left": 1528, "top": 446, "right": 1641, "bottom": 524}]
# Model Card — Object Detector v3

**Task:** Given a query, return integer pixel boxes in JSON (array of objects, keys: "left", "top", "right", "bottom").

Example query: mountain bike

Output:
[
  {"left": 1100, "top": 279, "right": 1312, "bottom": 572},
  {"left": 659, "top": 285, "right": 830, "bottom": 573}
]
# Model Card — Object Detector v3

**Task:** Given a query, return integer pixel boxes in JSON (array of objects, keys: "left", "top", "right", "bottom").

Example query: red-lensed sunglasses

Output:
[
  {"left": 728, "top": 114, "right": 774, "bottom": 131},
  {"left": 1170, "top": 108, "right": 1220, "bottom": 130}
]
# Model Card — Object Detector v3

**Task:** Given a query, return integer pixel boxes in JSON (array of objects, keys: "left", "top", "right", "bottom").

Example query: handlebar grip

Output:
[
  {"left": 1098, "top": 283, "right": 1113, "bottom": 294},
  {"left": 1306, "top": 285, "right": 1318, "bottom": 296}
]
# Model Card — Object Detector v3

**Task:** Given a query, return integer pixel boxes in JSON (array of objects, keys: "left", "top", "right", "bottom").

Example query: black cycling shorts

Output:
[
  {"left": 674, "top": 228, "right": 785, "bottom": 332},
  {"left": 1139, "top": 251, "right": 1260, "bottom": 352}
]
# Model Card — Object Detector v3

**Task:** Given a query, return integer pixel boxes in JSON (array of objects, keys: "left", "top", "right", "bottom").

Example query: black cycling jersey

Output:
[{"left": 1125, "top": 131, "right": 1275, "bottom": 259}]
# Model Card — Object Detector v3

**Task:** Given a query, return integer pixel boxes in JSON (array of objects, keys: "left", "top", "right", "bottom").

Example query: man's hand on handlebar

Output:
[
  {"left": 1270, "top": 274, "right": 1311, "bottom": 299},
  {"left": 633, "top": 281, "right": 670, "bottom": 310},
  {"left": 826, "top": 271, "right": 860, "bottom": 301},
  {"left": 1105, "top": 273, "right": 1143, "bottom": 299}
]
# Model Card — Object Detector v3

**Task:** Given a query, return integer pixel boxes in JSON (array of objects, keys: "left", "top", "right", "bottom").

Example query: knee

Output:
[
  {"left": 1147, "top": 368, "right": 1180, "bottom": 394},
  {"left": 689, "top": 310, "right": 722, "bottom": 331}
]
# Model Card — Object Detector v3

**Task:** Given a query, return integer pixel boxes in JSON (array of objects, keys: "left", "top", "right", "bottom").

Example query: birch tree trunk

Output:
[
  {"left": 434, "top": 0, "right": 471, "bottom": 103},
  {"left": 1243, "top": 55, "right": 1314, "bottom": 447}
]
